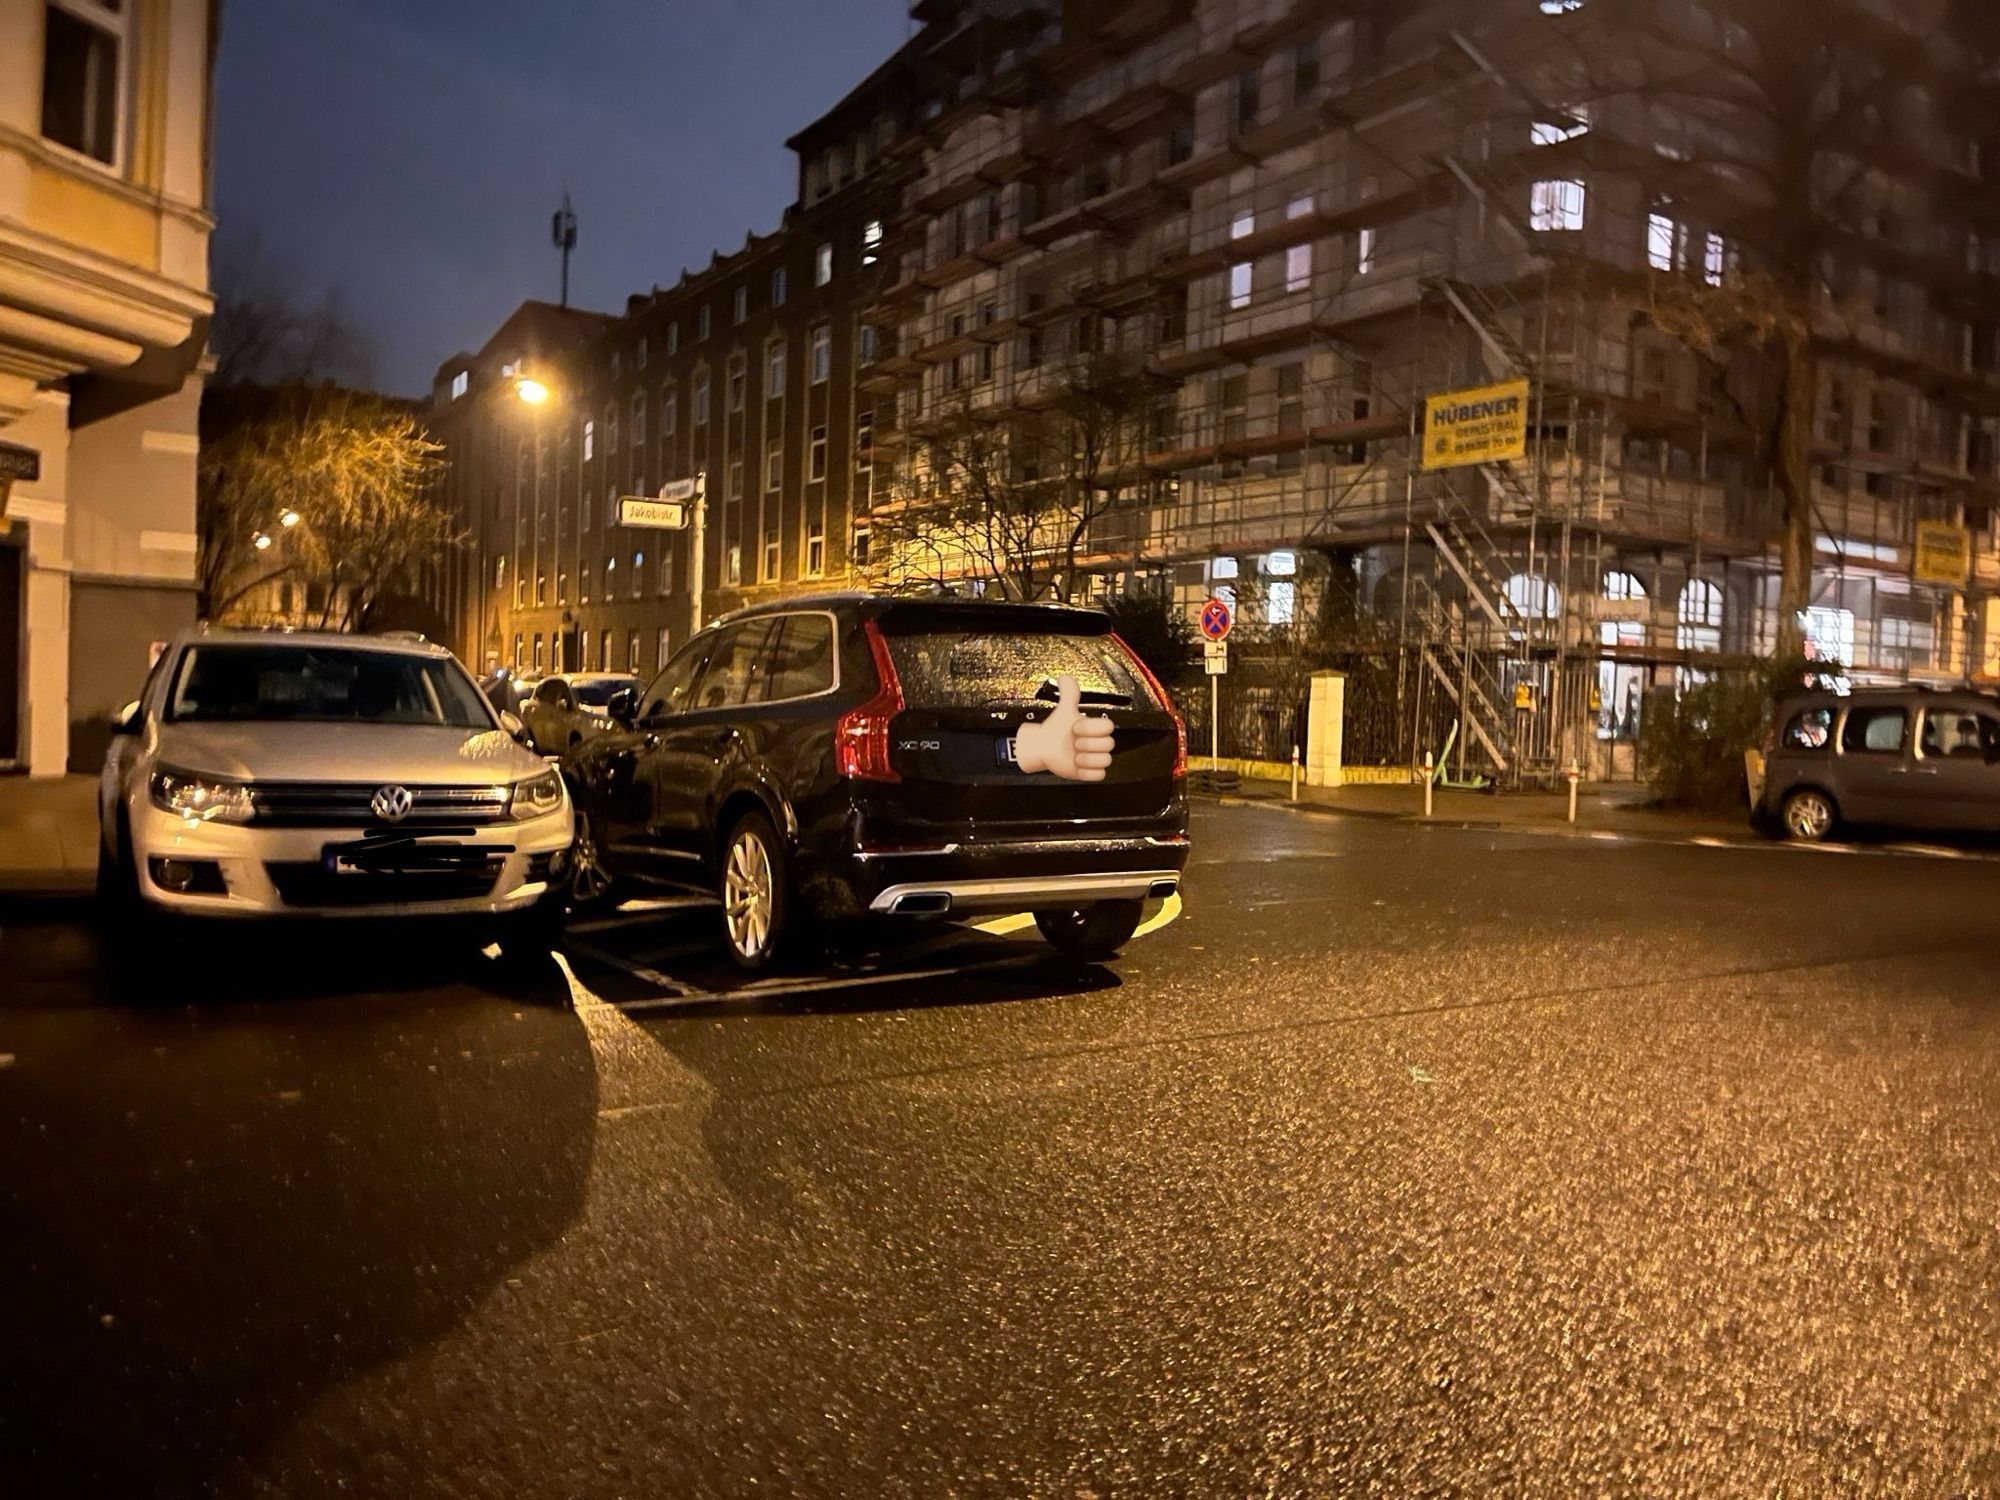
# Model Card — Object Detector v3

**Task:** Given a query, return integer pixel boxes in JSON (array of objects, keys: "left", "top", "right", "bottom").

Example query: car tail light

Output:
[
  {"left": 837, "top": 620, "right": 903, "bottom": 782},
  {"left": 1111, "top": 632, "right": 1187, "bottom": 779}
]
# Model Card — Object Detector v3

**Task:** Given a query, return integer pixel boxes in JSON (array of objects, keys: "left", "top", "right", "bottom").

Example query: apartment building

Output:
[
  {"left": 0, "top": 0, "right": 218, "bottom": 774},
  {"left": 428, "top": 55, "right": 919, "bottom": 680},
  {"left": 860, "top": 0, "right": 2000, "bottom": 776}
]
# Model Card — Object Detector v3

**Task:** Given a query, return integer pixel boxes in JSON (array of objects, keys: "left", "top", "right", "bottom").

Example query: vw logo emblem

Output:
[{"left": 370, "top": 784, "right": 414, "bottom": 823}]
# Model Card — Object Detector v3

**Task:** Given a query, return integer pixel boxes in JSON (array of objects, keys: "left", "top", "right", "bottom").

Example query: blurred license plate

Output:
[{"left": 323, "top": 843, "right": 474, "bottom": 875}]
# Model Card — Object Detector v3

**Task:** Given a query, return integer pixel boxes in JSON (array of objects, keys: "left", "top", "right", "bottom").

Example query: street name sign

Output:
[
  {"left": 1422, "top": 378, "right": 1530, "bottom": 471},
  {"left": 1913, "top": 521, "right": 1971, "bottom": 587},
  {"left": 619, "top": 496, "right": 691, "bottom": 530}
]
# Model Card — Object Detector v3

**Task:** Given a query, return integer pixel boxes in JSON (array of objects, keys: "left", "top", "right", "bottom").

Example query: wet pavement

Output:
[{"left": 5, "top": 801, "right": 2000, "bottom": 1496}]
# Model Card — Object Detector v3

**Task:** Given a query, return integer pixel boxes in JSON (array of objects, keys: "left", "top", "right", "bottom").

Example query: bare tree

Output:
[
  {"left": 207, "top": 234, "right": 376, "bottom": 391},
  {"left": 1566, "top": 0, "right": 1962, "bottom": 658},
  {"left": 869, "top": 352, "right": 1165, "bottom": 601},
  {"left": 199, "top": 391, "right": 453, "bottom": 628}
]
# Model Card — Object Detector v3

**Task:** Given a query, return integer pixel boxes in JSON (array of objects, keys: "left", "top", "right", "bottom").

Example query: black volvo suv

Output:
[{"left": 562, "top": 594, "right": 1189, "bottom": 969}]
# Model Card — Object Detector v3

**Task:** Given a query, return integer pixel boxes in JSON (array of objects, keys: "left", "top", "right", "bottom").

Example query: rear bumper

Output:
[
  {"left": 805, "top": 826, "right": 1190, "bottom": 918},
  {"left": 867, "top": 867, "right": 1182, "bottom": 915}
]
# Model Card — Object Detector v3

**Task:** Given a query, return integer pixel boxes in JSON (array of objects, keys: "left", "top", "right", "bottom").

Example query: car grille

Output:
[
  {"left": 265, "top": 860, "right": 505, "bottom": 909},
  {"left": 249, "top": 783, "right": 511, "bottom": 828}
]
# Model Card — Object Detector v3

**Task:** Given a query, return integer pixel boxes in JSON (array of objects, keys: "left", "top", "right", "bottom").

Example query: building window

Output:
[
  {"left": 604, "top": 404, "right": 620, "bottom": 454},
  {"left": 1357, "top": 226, "right": 1378, "bottom": 275},
  {"left": 630, "top": 392, "right": 646, "bottom": 450},
  {"left": 693, "top": 368, "right": 710, "bottom": 426},
  {"left": 41, "top": 0, "right": 126, "bottom": 166},
  {"left": 809, "top": 424, "right": 828, "bottom": 481},
  {"left": 661, "top": 385, "right": 677, "bottom": 438},
  {"left": 1228, "top": 262, "right": 1253, "bottom": 310},
  {"left": 763, "top": 529, "right": 780, "bottom": 581},
  {"left": 733, "top": 286, "right": 749, "bottom": 324},
  {"left": 580, "top": 561, "right": 592, "bottom": 601},
  {"left": 1531, "top": 114, "right": 1589, "bottom": 146},
  {"left": 533, "top": 634, "right": 545, "bottom": 671},
  {"left": 1231, "top": 209, "right": 1255, "bottom": 241},
  {"left": 636, "top": 335, "right": 648, "bottom": 370},
  {"left": 582, "top": 420, "right": 595, "bottom": 462},
  {"left": 513, "top": 633, "right": 525, "bottom": 669},
  {"left": 1530, "top": 179, "right": 1587, "bottom": 232},
  {"left": 557, "top": 571, "right": 569, "bottom": 605},
  {"left": 1540, "top": 0, "right": 1584, "bottom": 11},
  {"left": 582, "top": 488, "right": 594, "bottom": 531},
  {"left": 632, "top": 552, "right": 645, "bottom": 598},
  {"left": 1647, "top": 212, "right": 1677, "bottom": 271},
  {"left": 1703, "top": 230, "right": 1728, "bottom": 287},
  {"left": 726, "top": 544, "right": 742, "bottom": 586},
  {"left": 450, "top": 370, "right": 469, "bottom": 400},
  {"left": 1285, "top": 243, "right": 1312, "bottom": 293},
  {"left": 697, "top": 305, "right": 711, "bottom": 341},
  {"left": 766, "top": 440, "right": 783, "bottom": 491},
  {"left": 862, "top": 219, "right": 884, "bottom": 266},
  {"left": 852, "top": 525, "right": 871, "bottom": 567},
  {"left": 728, "top": 457, "right": 744, "bottom": 501},
  {"left": 811, "top": 324, "right": 831, "bottom": 383},
  {"left": 658, "top": 549, "right": 672, "bottom": 595},
  {"left": 622, "top": 629, "right": 637, "bottom": 673},
  {"left": 605, "top": 556, "right": 617, "bottom": 594},
  {"left": 1235, "top": 66, "right": 1261, "bottom": 132},
  {"left": 858, "top": 324, "right": 878, "bottom": 364},
  {"left": 536, "top": 573, "right": 547, "bottom": 605},
  {"left": 727, "top": 354, "right": 746, "bottom": 414},
  {"left": 771, "top": 267, "right": 788, "bottom": 306},
  {"left": 1167, "top": 119, "right": 1194, "bottom": 165},
  {"left": 657, "top": 627, "right": 670, "bottom": 669},
  {"left": 806, "top": 524, "right": 825, "bottom": 577},
  {"left": 1267, "top": 580, "right": 1297, "bottom": 626},
  {"left": 766, "top": 339, "right": 786, "bottom": 399},
  {"left": 1293, "top": 41, "right": 1320, "bottom": 100},
  {"left": 815, "top": 242, "right": 834, "bottom": 286},
  {"left": 667, "top": 321, "right": 680, "bottom": 356},
  {"left": 1677, "top": 579, "right": 1723, "bottom": 654},
  {"left": 494, "top": 554, "right": 507, "bottom": 590}
]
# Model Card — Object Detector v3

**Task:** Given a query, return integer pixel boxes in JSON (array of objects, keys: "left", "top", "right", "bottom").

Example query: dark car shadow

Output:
[{"left": 0, "top": 912, "right": 599, "bottom": 1496}]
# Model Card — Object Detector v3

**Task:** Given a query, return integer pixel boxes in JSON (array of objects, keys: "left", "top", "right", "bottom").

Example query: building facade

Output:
[
  {"left": 433, "top": 0, "right": 2000, "bottom": 781},
  {"left": 0, "top": 0, "right": 218, "bottom": 774}
]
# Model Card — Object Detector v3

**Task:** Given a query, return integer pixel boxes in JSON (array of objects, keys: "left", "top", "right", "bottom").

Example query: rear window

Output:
[
  {"left": 1841, "top": 705, "right": 1909, "bottom": 754},
  {"left": 885, "top": 631, "right": 1159, "bottom": 710}
]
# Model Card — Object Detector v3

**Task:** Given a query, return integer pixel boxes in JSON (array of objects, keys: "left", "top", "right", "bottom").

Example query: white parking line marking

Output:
[
  {"left": 566, "top": 897, "right": 717, "bottom": 935},
  {"left": 560, "top": 937, "right": 695, "bottom": 996},
  {"left": 613, "top": 953, "right": 1044, "bottom": 1015}
]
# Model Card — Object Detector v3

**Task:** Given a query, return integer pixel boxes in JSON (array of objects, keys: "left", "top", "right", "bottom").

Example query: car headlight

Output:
[
  {"left": 508, "top": 770, "right": 565, "bottom": 821},
  {"left": 148, "top": 766, "right": 256, "bottom": 824}
]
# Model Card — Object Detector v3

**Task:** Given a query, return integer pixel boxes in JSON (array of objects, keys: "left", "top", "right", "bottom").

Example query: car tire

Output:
[
  {"left": 95, "top": 807, "right": 139, "bottom": 916},
  {"left": 1035, "top": 899, "right": 1145, "bottom": 962},
  {"left": 719, "top": 809, "right": 791, "bottom": 973},
  {"left": 1780, "top": 787, "right": 1839, "bottom": 844},
  {"left": 565, "top": 809, "right": 622, "bottom": 915}
]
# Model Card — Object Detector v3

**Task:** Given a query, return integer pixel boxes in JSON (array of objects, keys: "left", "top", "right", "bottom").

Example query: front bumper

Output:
[{"left": 125, "top": 797, "right": 574, "bottom": 918}]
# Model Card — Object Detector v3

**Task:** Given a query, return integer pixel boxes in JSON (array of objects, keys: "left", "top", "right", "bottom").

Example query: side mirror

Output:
[
  {"left": 111, "top": 700, "right": 142, "bottom": 736},
  {"left": 607, "top": 686, "right": 638, "bottom": 725},
  {"left": 499, "top": 710, "right": 530, "bottom": 744}
]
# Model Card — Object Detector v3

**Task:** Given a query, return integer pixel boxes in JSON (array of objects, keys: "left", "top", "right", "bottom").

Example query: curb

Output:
[{"left": 1195, "top": 790, "right": 1751, "bottom": 843}]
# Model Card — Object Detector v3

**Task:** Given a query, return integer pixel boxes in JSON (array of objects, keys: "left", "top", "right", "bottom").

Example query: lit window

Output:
[
  {"left": 1530, "top": 179, "right": 1587, "bottom": 232},
  {"left": 1285, "top": 243, "right": 1312, "bottom": 293},
  {"left": 1263, "top": 550, "right": 1297, "bottom": 577},
  {"left": 450, "top": 370, "right": 469, "bottom": 400},
  {"left": 1267, "top": 580, "right": 1296, "bottom": 626},
  {"left": 862, "top": 220, "right": 884, "bottom": 266},
  {"left": 815, "top": 242, "right": 834, "bottom": 286},
  {"left": 1231, "top": 210, "right": 1255, "bottom": 241},
  {"left": 1229, "top": 261, "right": 1252, "bottom": 310},
  {"left": 582, "top": 420, "right": 595, "bottom": 462},
  {"left": 806, "top": 524, "right": 825, "bottom": 576},
  {"left": 1211, "top": 555, "right": 1239, "bottom": 580},
  {"left": 632, "top": 553, "right": 645, "bottom": 598},
  {"left": 41, "top": 0, "right": 126, "bottom": 166},
  {"left": 1648, "top": 212, "right": 1677, "bottom": 271},
  {"left": 1286, "top": 194, "right": 1314, "bottom": 220},
  {"left": 1540, "top": 0, "right": 1583, "bottom": 11},
  {"left": 1357, "top": 226, "right": 1378, "bottom": 275},
  {"left": 1703, "top": 230, "right": 1728, "bottom": 286},
  {"left": 811, "top": 324, "right": 832, "bottom": 384},
  {"left": 1531, "top": 113, "right": 1589, "bottom": 146}
]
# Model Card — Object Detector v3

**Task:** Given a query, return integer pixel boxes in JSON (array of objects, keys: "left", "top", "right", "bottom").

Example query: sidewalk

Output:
[
  {"left": 0, "top": 774, "right": 99, "bottom": 897},
  {"left": 1210, "top": 769, "right": 1753, "bottom": 842}
]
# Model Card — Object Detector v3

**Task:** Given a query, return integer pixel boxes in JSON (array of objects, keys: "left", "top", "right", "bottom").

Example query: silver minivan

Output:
[{"left": 1756, "top": 688, "right": 2000, "bottom": 841}]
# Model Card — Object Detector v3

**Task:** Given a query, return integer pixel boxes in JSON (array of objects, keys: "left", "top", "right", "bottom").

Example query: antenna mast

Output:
[{"left": 551, "top": 193, "right": 578, "bottom": 308}]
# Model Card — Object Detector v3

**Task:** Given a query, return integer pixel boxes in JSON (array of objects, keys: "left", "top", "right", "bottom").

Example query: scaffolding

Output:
[{"left": 862, "top": 0, "right": 2000, "bottom": 783}]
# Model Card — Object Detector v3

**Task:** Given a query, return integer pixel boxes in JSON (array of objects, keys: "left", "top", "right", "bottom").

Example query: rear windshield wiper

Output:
[{"left": 1033, "top": 679, "right": 1132, "bottom": 708}]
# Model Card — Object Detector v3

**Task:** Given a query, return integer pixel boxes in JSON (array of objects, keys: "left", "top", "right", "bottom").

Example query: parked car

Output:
[
  {"left": 520, "top": 672, "right": 639, "bottom": 754},
  {"left": 562, "top": 594, "right": 1189, "bottom": 970},
  {"left": 1755, "top": 687, "right": 2000, "bottom": 841},
  {"left": 98, "top": 628, "right": 572, "bottom": 950}
]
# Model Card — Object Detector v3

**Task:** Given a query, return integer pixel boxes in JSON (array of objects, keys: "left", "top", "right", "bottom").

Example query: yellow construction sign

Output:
[
  {"left": 1913, "top": 521, "right": 1971, "bottom": 587},
  {"left": 1422, "top": 378, "right": 1530, "bottom": 471}
]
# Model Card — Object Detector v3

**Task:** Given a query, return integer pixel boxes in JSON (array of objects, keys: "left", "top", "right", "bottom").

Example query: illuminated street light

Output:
[
  {"left": 279, "top": 510, "right": 301, "bottom": 528},
  {"left": 515, "top": 377, "right": 551, "bottom": 406},
  {"left": 252, "top": 532, "right": 273, "bottom": 551}
]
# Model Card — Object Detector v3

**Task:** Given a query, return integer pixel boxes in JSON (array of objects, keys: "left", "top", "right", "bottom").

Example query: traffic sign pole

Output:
[
  {"left": 689, "top": 470, "right": 707, "bottom": 632},
  {"left": 1198, "top": 596, "right": 1234, "bottom": 774}
]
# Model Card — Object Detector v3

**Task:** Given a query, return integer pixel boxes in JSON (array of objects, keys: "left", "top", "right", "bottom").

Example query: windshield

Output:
[
  {"left": 167, "top": 645, "right": 496, "bottom": 729},
  {"left": 571, "top": 677, "right": 635, "bottom": 707}
]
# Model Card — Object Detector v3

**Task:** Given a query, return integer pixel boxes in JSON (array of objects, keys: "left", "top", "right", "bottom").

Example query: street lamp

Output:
[
  {"left": 514, "top": 376, "right": 552, "bottom": 406},
  {"left": 252, "top": 532, "right": 273, "bottom": 551},
  {"left": 279, "top": 509, "right": 301, "bottom": 528}
]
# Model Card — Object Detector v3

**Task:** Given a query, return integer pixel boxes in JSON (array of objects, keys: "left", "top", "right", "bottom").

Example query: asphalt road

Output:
[{"left": 6, "top": 801, "right": 2000, "bottom": 1497}]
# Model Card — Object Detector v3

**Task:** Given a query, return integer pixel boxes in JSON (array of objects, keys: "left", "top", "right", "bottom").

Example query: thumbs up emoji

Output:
[{"left": 1012, "top": 674, "right": 1117, "bottom": 782}]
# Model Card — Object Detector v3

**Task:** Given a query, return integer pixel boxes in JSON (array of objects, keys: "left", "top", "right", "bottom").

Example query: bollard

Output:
[
  {"left": 1566, "top": 760, "right": 1580, "bottom": 824},
  {"left": 1423, "top": 751, "right": 1435, "bottom": 818},
  {"left": 1290, "top": 744, "right": 1301, "bottom": 802}
]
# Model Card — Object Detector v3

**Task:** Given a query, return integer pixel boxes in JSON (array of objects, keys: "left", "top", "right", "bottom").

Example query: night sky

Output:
[{"left": 213, "top": 0, "right": 914, "bottom": 396}]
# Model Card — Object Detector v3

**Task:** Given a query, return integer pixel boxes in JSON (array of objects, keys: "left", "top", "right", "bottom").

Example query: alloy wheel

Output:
[
  {"left": 570, "top": 813, "right": 614, "bottom": 906},
  {"left": 723, "top": 827, "right": 775, "bottom": 960},
  {"left": 1784, "top": 790, "right": 1834, "bottom": 843}
]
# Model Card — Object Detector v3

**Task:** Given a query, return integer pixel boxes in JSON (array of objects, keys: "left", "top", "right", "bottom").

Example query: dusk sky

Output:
[{"left": 213, "top": 0, "right": 915, "bottom": 396}]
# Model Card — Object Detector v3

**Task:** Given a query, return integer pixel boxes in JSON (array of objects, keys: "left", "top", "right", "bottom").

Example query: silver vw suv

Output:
[{"left": 98, "top": 629, "right": 572, "bottom": 947}]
